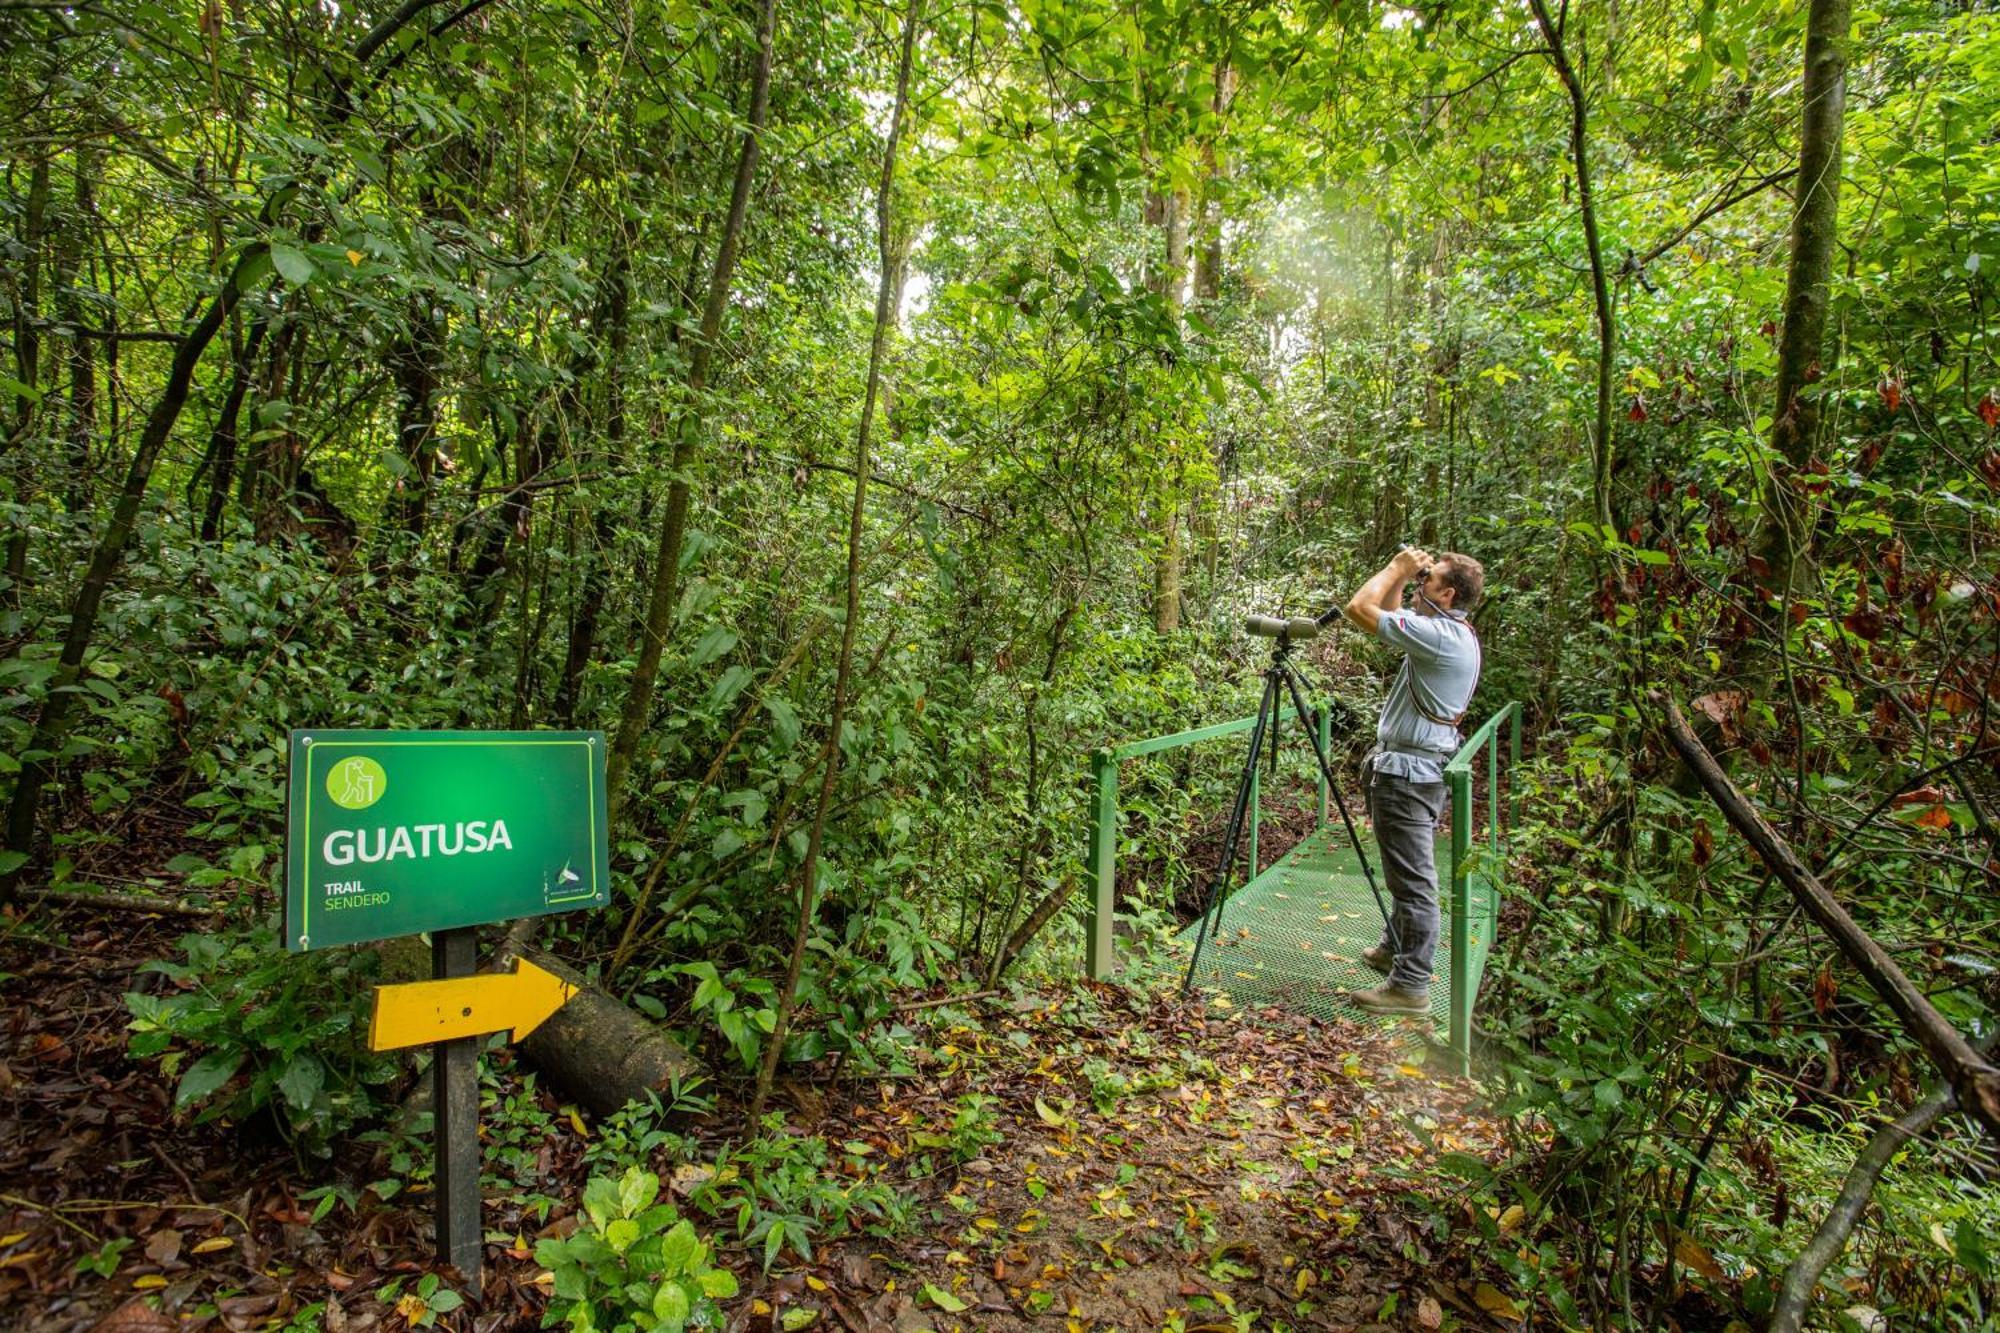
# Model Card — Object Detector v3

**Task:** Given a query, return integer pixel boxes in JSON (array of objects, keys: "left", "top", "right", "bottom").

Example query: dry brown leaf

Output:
[
  {"left": 87, "top": 1300, "right": 175, "bottom": 1332},
  {"left": 143, "top": 1229, "right": 182, "bottom": 1267},
  {"left": 1474, "top": 1282, "right": 1525, "bottom": 1323},
  {"left": 1676, "top": 1234, "right": 1727, "bottom": 1281}
]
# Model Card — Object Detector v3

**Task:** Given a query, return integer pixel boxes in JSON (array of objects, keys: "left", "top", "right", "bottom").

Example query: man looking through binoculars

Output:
[{"left": 1339, "top": 547, "right": 1484, "bottom": 1015}]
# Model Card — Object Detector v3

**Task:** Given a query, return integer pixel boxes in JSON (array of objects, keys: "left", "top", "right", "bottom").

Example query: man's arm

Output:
[{"left": 1342, "top": 547, "right": 1427, "bottom": 636}]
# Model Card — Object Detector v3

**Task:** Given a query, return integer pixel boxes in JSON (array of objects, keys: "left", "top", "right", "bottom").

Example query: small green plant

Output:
[
  {"left": 535, "top": 1166, "right": 738, "bottom": 1331},
  {"left": 671, "top": 962, "right": 777, "bottom": 1070},
  {"left": 124, "top": 927, "right": 398, "bottom": 1157},
  {"left": 378, "top": 1272, "right": 465, "bottom": 1327},
  {"left": 912, "top": 1092, "right": 1001, "bottom": 1168},
  {"left": 679, "top": 1115, "right": 912, "bottom": 1269},
  {"left": 71, "top": 1237, "right": 132, "bottom": 1278},
  {"left": 582, "top": 1083, "right": 710, "bottom": 1177}
]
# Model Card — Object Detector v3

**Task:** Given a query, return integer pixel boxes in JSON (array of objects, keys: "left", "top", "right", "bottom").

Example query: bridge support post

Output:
[
  {"left": 1086, "top": 749, "right": 1118, "bottom": 980},
  {"left": 1316, "top": 703, "right": 1331, "bottom": 828},
  {"left": 1449, "top": 767, "right": 1473, "bottom": 1076}
]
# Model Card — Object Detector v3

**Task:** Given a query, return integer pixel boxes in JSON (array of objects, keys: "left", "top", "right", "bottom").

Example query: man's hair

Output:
[{"left": 1437, "top": 553, "right": 1484, "bottom": 610}]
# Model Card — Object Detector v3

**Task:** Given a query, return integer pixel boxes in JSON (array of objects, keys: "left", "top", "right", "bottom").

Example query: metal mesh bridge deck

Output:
[{"left": 1173, "top": 825, "right": 1499, "bottom": 1032}]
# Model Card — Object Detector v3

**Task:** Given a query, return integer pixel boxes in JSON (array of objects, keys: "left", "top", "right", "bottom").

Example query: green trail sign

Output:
[{"left": 285, "top": 730, "right": 610, "bottom": 951}]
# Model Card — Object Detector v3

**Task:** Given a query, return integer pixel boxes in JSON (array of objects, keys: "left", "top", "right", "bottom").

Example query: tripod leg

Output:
[
  {"left": 1180, "top": 670, "right": 1279, "bottom": 997},
  {"left": 1211, "top": 667, "right": 1285, "bottom": 944},
  {"left": 1278, "top": 664, "right": 1402, "bottom": 957}
]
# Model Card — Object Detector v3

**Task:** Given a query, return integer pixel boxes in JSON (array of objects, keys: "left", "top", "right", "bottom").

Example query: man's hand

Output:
[{"left": 1344, "top": 549, "right": 1425, "bottom": 635}]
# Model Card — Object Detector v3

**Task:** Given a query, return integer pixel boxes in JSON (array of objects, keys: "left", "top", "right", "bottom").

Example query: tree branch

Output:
[
  {"left": 1638, "top": 168, "right": 1797, "bottom": 268},
  {"left": 1657, "top": 692, "right": 2000, "bottom": 1139},
  {"left": 1770, "top": 1030, "right": 1998, "bottom": 1333}
]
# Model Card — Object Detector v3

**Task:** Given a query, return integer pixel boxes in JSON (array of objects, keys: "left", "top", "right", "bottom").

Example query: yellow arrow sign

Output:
[{"left": 368, "top": 957, "right": 575, "bottom": 1052}]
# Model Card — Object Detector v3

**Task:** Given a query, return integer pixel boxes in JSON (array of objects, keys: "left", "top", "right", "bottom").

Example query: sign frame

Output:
[{"left": 284, "top": 728, "right": 610, "bottom": 952}]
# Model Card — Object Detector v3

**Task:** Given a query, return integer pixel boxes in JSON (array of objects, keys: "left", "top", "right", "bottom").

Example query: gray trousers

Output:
[{"left": 1364, "top": 757, "right": 1449, "bottom": 990}]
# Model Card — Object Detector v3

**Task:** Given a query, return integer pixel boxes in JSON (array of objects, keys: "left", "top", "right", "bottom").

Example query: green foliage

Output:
[
  {"left": 376, "top": 1273, "right": 465, "bottom": 1328},
  {"left": 534, "top": 1166, "right": 738, "bottom": 1332},
  {"left": 676, "top": 1116, "right": 914, "bottom": 1270},
  {"left": 123, "top": 929, "right": 398, "bottom": 1157}
]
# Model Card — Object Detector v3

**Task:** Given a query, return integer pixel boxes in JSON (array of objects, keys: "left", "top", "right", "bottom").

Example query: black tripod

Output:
[{"left": 1180, "top": 630, "right": 1399, "bottom": 997}]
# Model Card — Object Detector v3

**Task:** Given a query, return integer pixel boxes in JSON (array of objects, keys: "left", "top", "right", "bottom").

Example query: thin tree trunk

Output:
[
  {"left": 1, "top": 244, "right": 265, "bottom": 901},
  {"left": 1148, "top": 182, "right": 1188, "bottom": 634},
  {"left": 56, "top": 160, "right": 97, "bottom": 512},
  {"left": 749, "top": 0, "right": 919, "bottom": 1121},
  {"left": 1769, "top": 1032, "right": 1996, "bottom": 1333},
  {"left": 1758, "top": 0, "right": 1851, "bottom": 593},
  {"left": 607, "top": 0, "right": 780, "bottom": 807},
  {"left": 384, "top": 299, "right": 446, "bottom": 539},
  {"left": 1529, "top": 0, "right": 1616, "bottom": 534},
  {"left": 555, "top": 240, "right": 633, "bottom": 725},
  {"left": 198, "top": 314, "right": 269, "bottom": 542}
]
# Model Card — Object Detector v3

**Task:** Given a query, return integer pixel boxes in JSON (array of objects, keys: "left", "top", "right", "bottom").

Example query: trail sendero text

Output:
[{"left": 322, "top": 820, "right": 514, "bottom": 865}]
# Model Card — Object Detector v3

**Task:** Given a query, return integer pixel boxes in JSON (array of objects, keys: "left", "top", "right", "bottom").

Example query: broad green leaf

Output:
[
  {"left": 276, "top": 1053, "right": 324, "bottom": 1110},
  {"left": 270, "top": 243, "right": 315, "bottom": 286},
  {"left": 652, "top": 1280, "right": 690, "bottom": 1327},
  {"left": 175, "top": 1051, "right": 243, "bottom": 1109},
  {"left": 688, "top": 626, "right": 737, "bottom": 667},
  {"left": 658, "top": 1219, "right": 698, "bottom": 1276}
]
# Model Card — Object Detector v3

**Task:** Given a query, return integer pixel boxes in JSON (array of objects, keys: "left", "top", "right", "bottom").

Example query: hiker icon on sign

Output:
[{"left": 327, "top": 756, "right": 387, "bottom": 811}]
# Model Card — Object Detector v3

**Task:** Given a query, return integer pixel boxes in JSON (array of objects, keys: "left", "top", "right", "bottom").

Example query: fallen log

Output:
[
  {"left": 1657, "top": 692, "right": 2000, "bottom": 1140},
  {"left": 504, "top": 945, "right": 700, "bottom": 1118}
]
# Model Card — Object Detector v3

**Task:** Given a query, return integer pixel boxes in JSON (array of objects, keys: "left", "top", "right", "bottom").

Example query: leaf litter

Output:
[{"left": 2, "top": 912, "right": 1504, "bottom": 1332}]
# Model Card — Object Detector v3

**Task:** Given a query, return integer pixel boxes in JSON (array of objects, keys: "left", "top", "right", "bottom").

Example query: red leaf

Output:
[
  {"left": 1690, "top": 822, "right": 1713, "bottom": 867},
  {"left": 1914, "top": 804, "right": 1955, "bottom": 831},
  {"left": 1979, "top": 391, "right": 2000, "bottom": 431},
  {"left": 1628, "top": 395, "right": 1648, "bottom": 422},
  {"left": 1978, "top": 452, "right": 2000, "bottom": 491},
  {"left": 1877, "top": 376, "right": 1902, "bottom": 412},
  {"left": 1843, "top": 608, "right": 1884, "bottom": 641},
  {"left": 1891, "top": 786, "right": 1951, "bottom": 807}
]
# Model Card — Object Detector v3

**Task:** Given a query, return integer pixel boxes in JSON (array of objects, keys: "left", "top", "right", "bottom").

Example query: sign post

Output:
[
  {"left": 432, "top": 928, "right": 482, "bottom": 1295},
  {"left": 285, "top": 730, "right": 610, "bottom": 1300}
]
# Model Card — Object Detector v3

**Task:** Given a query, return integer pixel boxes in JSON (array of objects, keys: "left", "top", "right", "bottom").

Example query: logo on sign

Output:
[{"left": 328, "top": 756, "right": 387, "bottom": 810}]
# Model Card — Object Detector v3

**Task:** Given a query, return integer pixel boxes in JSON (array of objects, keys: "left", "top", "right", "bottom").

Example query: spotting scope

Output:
[{"left": 1244, "top": 614, "right": 1323, "bottom": 641}]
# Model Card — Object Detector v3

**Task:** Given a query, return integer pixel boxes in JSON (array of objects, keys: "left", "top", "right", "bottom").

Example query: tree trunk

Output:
[
  {"left": 749, "top": 0, "right": 919, "bottom": 1121},
  {"left": 1758, "top": 0, "right": 1851, "bottom": 594},
  {"left": 57, "top": 161, "right": 97, "bottom": 512},
  {"left": 555, "top": 240, "right": 634, "bottom": 725},
  {"left": 1148, "top": 181, "right": 1188, "bottom": 634},
  {"left": 1, "top": 244, "right": 265, "bottom": 901},
  {"left": 198, "top": 314, "right": 269, "bottom": 542},
  {"left": 1529, "top": 0, "right": 1617, "bottom": 535},
  {"left": 384, "top": 299, "right": 446, "bottom": 539},
  {"left": 607, "top": 0, "right": 780, "bottom": 807}
]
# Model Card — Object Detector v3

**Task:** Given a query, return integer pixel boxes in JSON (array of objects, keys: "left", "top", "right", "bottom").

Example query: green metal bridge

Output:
[{"left": 1084, "top": 701, "right": 1520, "bottom": 1074}]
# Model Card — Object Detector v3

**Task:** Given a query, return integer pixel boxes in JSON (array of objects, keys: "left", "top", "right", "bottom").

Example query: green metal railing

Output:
[
  {"left": 1083, "top": 701, "right": 1330, "bottom": 980},
  {"left": 1444, "top": 700, "right": 1521, "bottom": 1071},
  {"left": 1084, "top": 699, "right": 1521, "bottom": 1072}
]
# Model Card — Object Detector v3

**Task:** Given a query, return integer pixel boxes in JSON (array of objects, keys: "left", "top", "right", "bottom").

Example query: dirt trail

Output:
[{"left": 755, "top": 984, "right": 1499, "bottom": 1332}]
